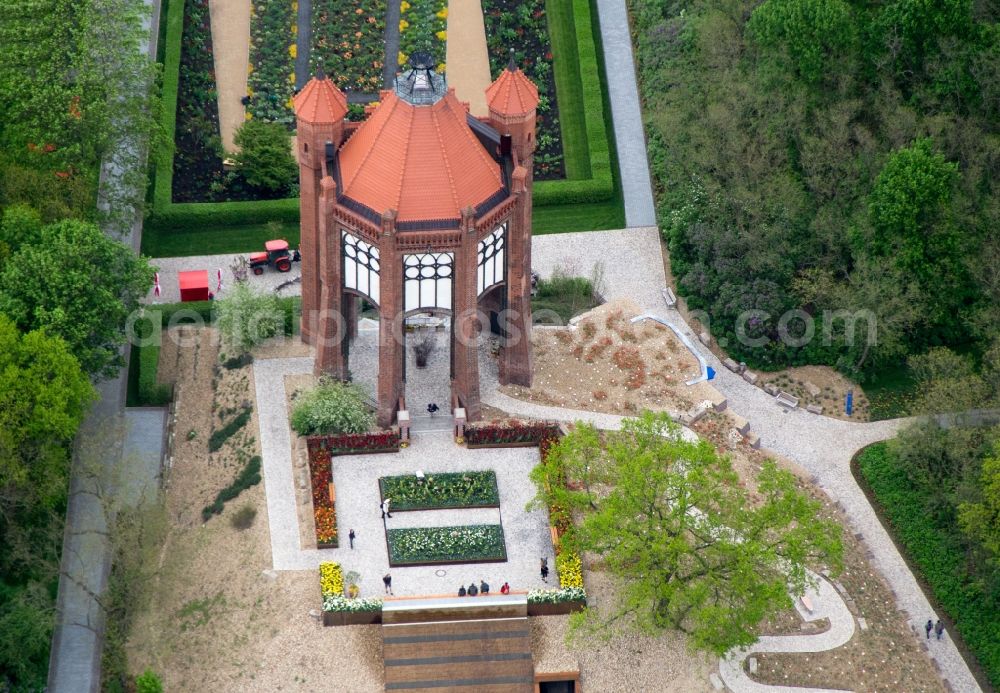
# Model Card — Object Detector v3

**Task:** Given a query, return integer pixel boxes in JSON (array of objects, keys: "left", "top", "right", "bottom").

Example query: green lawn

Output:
[
  {"left": 142, "top": 222, "right": 300, "bottom": 257},
  {"left": 533, "top": 197, "right": 624, "bottom": 234},
  {"left": 547, "top": 0, "right": 590, "bottom": 179}
]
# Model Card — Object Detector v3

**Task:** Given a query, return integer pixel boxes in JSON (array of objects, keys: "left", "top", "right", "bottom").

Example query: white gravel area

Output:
[{"left": 147, "top": 252, "right": 302, "bottom": 304}]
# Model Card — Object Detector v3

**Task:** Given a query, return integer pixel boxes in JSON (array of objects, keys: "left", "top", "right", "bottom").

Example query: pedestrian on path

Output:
[
  {"left": 348, "top": 528, "right": 356, "bottom": 549},
  {"left": 383, "top": 574, "right": 392, "bottom": 595},
  {"left": 500, "top": 582, "right": 510, "bottom": 594},
  {"left": 540, "top": 557, "right": 549, "bottom": 581},
  {"left": 925, "top": 619, "right": 933, "bottom": 639},
  {"left": 935, "top": 620, "right": 945, "bottom": 640},
  {"left": 381, "top": 497, "right": 392, "bottom": 519},
  {"left": 427, "top": 402, "right": 439, "bottom": 416}
]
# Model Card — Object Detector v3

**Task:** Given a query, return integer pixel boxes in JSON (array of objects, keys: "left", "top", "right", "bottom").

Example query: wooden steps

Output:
[{"left": 382, "top": 617, "right": 533, "bottom": 692}]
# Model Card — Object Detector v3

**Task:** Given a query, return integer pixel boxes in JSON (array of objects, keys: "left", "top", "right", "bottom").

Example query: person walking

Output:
[
  {"left": 935, "top": 619, "right": 945, "bottom": 640},
  {"left": 458, "top": 585, "right": 467, "bottom": 597},
  {"left": 383, "top": 574, "right": 393, "bottom": 595},
  {"left": 427, "top": 402, "right": 440, "bottom": 416},
  {"left": 348, "top": 528, "right": 356, "bottom": 549},
  {"left": 540, "top": 557, "right": 549, "bottom": 582},
  {"left": 925, "top": 619, "right": 933, "bottom": 639},
  {"left": 381, "top": 497, "right": 392, "bottom": 519}
]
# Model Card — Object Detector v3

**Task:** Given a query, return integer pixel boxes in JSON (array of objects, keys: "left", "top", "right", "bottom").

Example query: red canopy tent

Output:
[{"left": 178, "top": 270, "right": 210, "bottom": 302}]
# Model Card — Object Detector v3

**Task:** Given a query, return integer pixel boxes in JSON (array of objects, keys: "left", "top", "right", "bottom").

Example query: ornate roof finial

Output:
[{"left": 507, "top": 48, "right": 517, "bottom": 72}]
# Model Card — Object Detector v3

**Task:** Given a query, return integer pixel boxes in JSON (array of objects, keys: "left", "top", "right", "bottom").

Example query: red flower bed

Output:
[
  {"left": 307, "top": 445, "right": 338, "bottom": 547},
  {"left": 307, "top": 429, "right": 401, "bottom": 456},
  {"left": 464, "top": 420, "right": 561, "bottom": 447}
]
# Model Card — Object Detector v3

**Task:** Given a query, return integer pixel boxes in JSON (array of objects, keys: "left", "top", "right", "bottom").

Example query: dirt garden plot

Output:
[
  {"left": 129, "top": 329, "right": 382, "bottom": 690},
  {"left": 504, "top": 300, "right": 715, "bottom": 416},
  {"left": 761, "top": 365, "right": 872, "bottom": 422}
]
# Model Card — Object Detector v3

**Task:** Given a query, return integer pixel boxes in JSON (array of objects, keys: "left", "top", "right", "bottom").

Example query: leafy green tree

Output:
[
  {"left": 214, "top": 281, "right": 283, "bottom": 355},
  {"left": 0, "top": 204, "right": 43, "bottom": 259},
  {"left": 0, "top": 314, "right": 94, "bottom": 504},
  {"left": 0, "top": 219, "right": 153, "bottom": 378},
  {"left": 749, "top": 0, "right": 856, "bottom": 84},
  {"left": 959, "top": 448, "right": 1000, "bottom": 567},
  {"left": 232, "top": 120, "right": 297, "bottom": 194},
  {"left": 533, "top": 412, "right": 843, "bottom": 654},
  {"left": 290, "top": 380, "right": 375, "bottom": 436},
  {"left": 879, "top": 0, "right": 972, "bottom": 57}
]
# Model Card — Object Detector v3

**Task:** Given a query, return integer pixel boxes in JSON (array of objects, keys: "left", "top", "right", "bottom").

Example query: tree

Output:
[
  {"left": 533, "top": 412, "right": 843, "bottom": 654},
  {"left": 958, "top": 447, "right": 1000, "bottom": 567},
  {"left": 749, "top": 0, "right": 856, "bottom": 84},
  {"left": 232, "top": 120, "right": 297, "bottom": 194},
  {"left": 0, "top": 314, "right": 95, "bottom": 506},
  {"left": 290, "top": 379, "right": 375, "bottom": 436},
  {"left": 214, "top": 281, "right": 283, "bottom": 356},
  {"left": 0, "top": 219, "right": 153, "bottom": 378}
]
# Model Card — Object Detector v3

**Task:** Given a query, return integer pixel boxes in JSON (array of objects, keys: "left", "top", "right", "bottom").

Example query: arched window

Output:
[
  {"left": 477, "top": 223, "right": 506, "bottom": 296},
  {"left": 403, "top": 252, "right": 454, "bottom": 312},
  {"left": 343, "top": 230, "right": 380, "bottom": 305}
]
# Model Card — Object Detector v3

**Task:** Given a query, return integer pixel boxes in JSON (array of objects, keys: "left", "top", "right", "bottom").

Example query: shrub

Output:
[
  {"left": 208, "top": 407, "right": 252, "bottom": 453},
  {"left": 527, "top": 587, "right": 586, "bottom": 604},
  {"left": 202, "top": 455, "right": 262, "bottom": 521},
  {"left": 290, "top": 380, "right": 374, "bottom": 436},
  {"left": 215, "top": 282, "right": 283, "bottom": 355},
  {"left": 232, "top": 120, "right": 297, "bottom": 194},
  {"left": 135, "top": 669, "right": 164, "bottom": 693},
  {"left": 229, "top": 504, "right": 257, "bottom": 530},
  {"left": 556, "top": 551, "right": 584, "bottom": 589},
  {"left": 309, "top": 429, "right": 401, "bottom": 455}
]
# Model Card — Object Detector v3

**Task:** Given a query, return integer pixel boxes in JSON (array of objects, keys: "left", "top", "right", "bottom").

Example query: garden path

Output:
[
  {"left": 209, "top": 0, "right": 251, "bottom": 153},
  {"left": 252, "top": 357, "right": 554, "bottom": 600},
  {"left": 445, "top": 0, "right": 492, "bottom": 116}
]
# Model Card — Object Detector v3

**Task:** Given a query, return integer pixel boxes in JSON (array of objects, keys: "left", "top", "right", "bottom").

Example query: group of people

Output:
[
  {"left": 925, "top": 618, "right": 946, "bottom": 640},
  {"left": 458, "top": 580, "right": 511, "bottom": 597}
]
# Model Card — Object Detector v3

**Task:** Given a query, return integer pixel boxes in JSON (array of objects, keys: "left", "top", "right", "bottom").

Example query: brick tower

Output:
[{"left": 295, "top": 57, "right": 537, "bottom": 427}]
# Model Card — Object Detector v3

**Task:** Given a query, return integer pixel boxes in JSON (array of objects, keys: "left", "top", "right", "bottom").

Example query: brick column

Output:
[
  {"left": 376, "top": 210, "right": 402, "bottom": 428},
  {"left": 452, "top": 207, "right": 482, "bottom": 421},
  {"left": 299, "top": 160, "right": 322, "bottom": 344},
  {"left": 315, "top": 177, "right": 346, "bottom": 379},
  {"left": 500, "top": 170, "right": 533, "bottom": 386}
]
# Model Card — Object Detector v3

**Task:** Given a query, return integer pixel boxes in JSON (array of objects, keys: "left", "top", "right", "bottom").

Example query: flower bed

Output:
[
  {"left": 378, "top": 471, "right": 500, "bottom": 510},
  {"left": 526, "top": 587, "right": 586, "bottom": 616},
  {"left": 322, "top": 594, "right": 383, "bottom": 625},
  {"left": 464, "top": 420, "right": 561, "bottom": 448},
  {"left": 386, "top": 525, "right": 507, "bottom": 565},
  {"left": 398, "top": 0, "right": 447, "bottom": 69},
  {"left": 320, "top": 561, "right": 344, "bottom": 597},
  {"left": 247, "top": 0, "right": 297, "bottom": 125},
  {"left": 307, "top": 429, "right": 401, "bottom": 456},
  {"left": 310, "top": 0, "right": 386, "bottom": 94},
  {"left": 555, "top": 550, "right": 583, "bottom": 589},
  {"left": 307, "top": 446, "right": 338, "bottom": 547},
  {"left": 481, "top": 0, "right": 563, "bottom": 179}
]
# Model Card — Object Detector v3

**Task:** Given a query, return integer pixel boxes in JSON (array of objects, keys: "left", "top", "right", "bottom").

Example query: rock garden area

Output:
[{"left": 504, "top": 299, "right": 708, "bottom": 416}]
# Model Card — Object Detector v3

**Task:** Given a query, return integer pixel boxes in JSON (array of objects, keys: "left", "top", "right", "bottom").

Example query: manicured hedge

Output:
[
  {"left": 857, "top": 443, "right": 1000, "bottom": 687},
  {"left": 135, "top": 311, "right": 171, "bottom": 405},
  {"left": 386, "top": 525, "right": 507, "bottom": 565},
  {"left": 378, "top": 471, "right": 500, "bottom": 510}
]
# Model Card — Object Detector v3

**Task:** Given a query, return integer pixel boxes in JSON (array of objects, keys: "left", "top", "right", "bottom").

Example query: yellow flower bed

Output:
[
  {"left": 289, "top": 44, "right": 297, "bottom": 59},
  {"left": 320, "top": 561, "right": 344, "bottom": 597},
  {"left": 400, "top": 0, "right": 410, "bottom": 10},
  {"left": 398, "top": 51, "right": 408, "bottom": 66},
  {"left": 556, "top": 551, "right": 583, "bottom": 589},
  {"left": 399, "top": 19, "right": 409, "bottom": 31}
]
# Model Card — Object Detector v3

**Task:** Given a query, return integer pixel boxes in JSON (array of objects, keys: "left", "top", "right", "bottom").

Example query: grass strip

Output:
[{"left": 546, "top": 0, "right": 589, "bottom": 179}]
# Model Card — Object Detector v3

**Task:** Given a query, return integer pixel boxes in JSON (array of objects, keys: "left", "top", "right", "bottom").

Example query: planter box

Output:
[
  {"left": 528, "top": 599, "right": 587, "bottom": 616},
  {"left": 317, "top": 541, "right": 339, "bottom": 550},
  {"left": 466, "top": 440, "right": 542, "bottom": 449},
  {"left": 322, "top": 610, "right": 382, "bottom": 627},
  {"left": 391, "top": 501, "right": 501, "bottom": 512}
]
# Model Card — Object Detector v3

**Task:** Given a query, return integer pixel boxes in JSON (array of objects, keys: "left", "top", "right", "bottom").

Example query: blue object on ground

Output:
[{"left": 707, "top": 366, "right": 716, "bottom": 381}]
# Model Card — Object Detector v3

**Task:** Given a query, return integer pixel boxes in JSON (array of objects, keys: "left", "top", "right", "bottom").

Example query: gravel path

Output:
[
  {"left": 719, "top": 572, "right": 857, "bottom": 693},
  {"left": 209, "top": 0, "right": 251, "bottom": 152},
  {"left": 147, "top": 252, "right": 302, "bottom": 304},
  {"left": 295, "top": 0, "right": 311, "bottom": 90},
  {"left": 445, "top": 0, "right": 492, "bottom": 116}
]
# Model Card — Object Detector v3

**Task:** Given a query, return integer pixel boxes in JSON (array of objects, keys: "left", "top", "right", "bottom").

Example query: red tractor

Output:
[{"left": 248, "top": 239, "right": 300, "bottom": 275}]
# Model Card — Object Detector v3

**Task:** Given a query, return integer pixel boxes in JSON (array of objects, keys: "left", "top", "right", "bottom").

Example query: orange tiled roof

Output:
[
  {"left": 485, "top": 66, "right": 539, "bottom": 117},
  {"left": 337, "top": 90, "right": 504, "bottom": 223},
  {"left": 294, "top": 76, "right": 348, "bottom": 125}
]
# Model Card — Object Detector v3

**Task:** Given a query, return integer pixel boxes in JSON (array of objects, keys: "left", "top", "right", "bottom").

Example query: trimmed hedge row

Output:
[
  {"left": 135, "top": 311, "right": 171, "bottom": 405},
  {"left": 208, "top": 407, "right": 252, "bottom": 452},
  {"left": 149, "top": 0, "right": 612, "bottom": 233},
  {"left": 857, "top": 444, "right": 1000, "bottom": 687}
]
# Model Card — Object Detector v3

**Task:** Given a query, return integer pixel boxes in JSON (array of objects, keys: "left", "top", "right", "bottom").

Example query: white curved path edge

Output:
[{"left": 719, "top": 572, "right": 856, "bottom": 693}]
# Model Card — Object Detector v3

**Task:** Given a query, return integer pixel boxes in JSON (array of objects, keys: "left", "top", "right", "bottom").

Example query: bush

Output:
[
  {"left": 208, "top": 408, "right": 253, "bottom": 453},
  {"left": 232, "top": 120, "right": 297, "bottom": 194},
  {"left": 135, "top": 669, "right": 164, "bottom": 693},
  {"left": 229, "top": 504, "right": 257, "bottom": 530},
  {"left": 215, "top": 282, "right": 284, "bottom": 355},
  {"left": 322, "top": 595, "right": 382, "bottom": 612},
  {"left": 290, "top": 380, "right": 375, "bottom": 436},
  {"left": 202, "top": 456, "right": 261, "bottom": 521}
]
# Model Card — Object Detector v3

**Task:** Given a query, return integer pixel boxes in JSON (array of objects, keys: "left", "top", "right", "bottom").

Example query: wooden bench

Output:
[
  {"left": 328, "top": 482, "right": 336, "bottom": 504},
  {"left": 662, "top": 287, "right": 677, "bottom": 307},
  {"left": 775, "top": 391, "right": 799, "bottom": 408}
]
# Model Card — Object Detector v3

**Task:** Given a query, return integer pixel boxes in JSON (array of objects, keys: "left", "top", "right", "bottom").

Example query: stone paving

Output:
[
  {"left": 209, "top": 0, "right": 251, "bottom": 152},
  {"left": 147, "top": 252, "right": 302, "bottom": 304},
  {"left": 252, "top": 357, "right": 554, "bottom": 600}
]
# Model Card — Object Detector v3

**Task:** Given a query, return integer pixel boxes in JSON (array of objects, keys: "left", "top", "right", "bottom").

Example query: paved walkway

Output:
[
  {"left": 593, "top": 0, "right": 656, "bottom": 227},
  {"left": 252, "top": 357, "right": 554, "bottom": 599},
  {"left": 719, "top": 572, "right": 857, "bottom": 693},
  {"left": 445, "top": 0, "right": 492, "bottom": 116},
  {"left": 209, "top": 0, "right": 251, "bottom": 152}
]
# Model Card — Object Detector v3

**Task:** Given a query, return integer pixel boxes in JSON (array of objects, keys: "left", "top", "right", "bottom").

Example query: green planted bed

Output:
[
  {"left": 386, "top": 524, "right": 507, "bottom": 565},
  {"left": 379, "top": 471, "right": 500, "bottom": 511}
]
